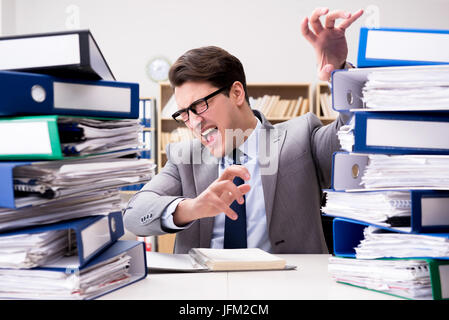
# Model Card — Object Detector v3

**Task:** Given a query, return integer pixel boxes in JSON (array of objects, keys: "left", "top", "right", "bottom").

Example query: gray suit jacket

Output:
[{"left": 124, "top": 110, "right": 344, "bottom": 254}]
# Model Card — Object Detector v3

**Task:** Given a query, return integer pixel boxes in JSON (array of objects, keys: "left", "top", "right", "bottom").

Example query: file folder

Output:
[
  {"left": 357, "top": 27, "right": 449, "bottom": 68},
  {"left": 0, "top": 70, "right": 139, "bottom": 118},
  {"left": 0, "top": 152, "right": 154, "bottom": 209},
  {"left": 0, "top": 29, "right": 115, "bottom": 80},
  {"left": 331, "top": 65, "right": 449, "bottom": 112},
  {"left": 0, "top": 115, "right": 140, "bottom": 160},
  {"left": 331, "top": 151, "right": 449, "bottom": 191},
  {"left": 332, "top": 217, "right": 449, "bottom": 258},
  {"left": 0, "top": 240, "right": 147, "bottom": 300},
  {"left": 323, "top": 189, "right": 449, "bottom": 233},
  {"left": 0, "top": 211, "right": 124, "bottom": 269},
  {"left": 351, "top": 111, "right": 449, "bottom": 155},
  {"left": 330, "top": 152, "right": 368, "bottom": 191}
]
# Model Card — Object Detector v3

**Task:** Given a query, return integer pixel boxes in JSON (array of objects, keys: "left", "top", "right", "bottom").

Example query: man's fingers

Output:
[
  {"left": 325, "top": 10, "right": 350, "bottom": 29},
  {"left": 301, "top": 17, "right": 317, "bottom": 44},
  {"left": 213, "top": 180, "right": 246, "bottom": 204},
  {"left": 211, "top": 196, "right": 238, "bottom": 220},
  {"left": 338, "top": 9, "right": 364, "bottom": 30},
  {"left": 309, "top": 7, "right": 328, "bottom": 35},
  {"left": 217, "top": 165, "right": 250, "bottom": 182},
  {"left": 237, "top": 184, "right": 251, "bottom": 195}
]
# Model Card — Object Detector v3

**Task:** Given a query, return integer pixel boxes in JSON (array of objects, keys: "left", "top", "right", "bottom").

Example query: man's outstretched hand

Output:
[{"left": 301, "top": 7, "right": 364, "bottom": 81}]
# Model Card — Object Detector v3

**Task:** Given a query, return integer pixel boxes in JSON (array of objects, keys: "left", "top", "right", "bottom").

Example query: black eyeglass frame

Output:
[{"left": 171, "top": 86, "right": 229, "bottom": 123}]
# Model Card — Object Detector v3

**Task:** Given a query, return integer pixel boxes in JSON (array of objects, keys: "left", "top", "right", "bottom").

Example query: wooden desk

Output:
[{"left": 100, "top": 254, "right": 400, "bottom": 300}]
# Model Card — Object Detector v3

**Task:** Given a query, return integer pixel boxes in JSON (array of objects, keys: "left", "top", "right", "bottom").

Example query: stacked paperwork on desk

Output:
[
  {"left": 355, "top": 226, "right": 449, "bottom": 259},
  {"left": 13, "top": 157, "right": 155, "bottom": 207},
  {"left": 0, "top": 189, "right": 121, "bottom": 232},
  {"left": 0, "top": 252, "right": 132, "bottom": 300},
  {"left": 58, "top": 117, "right": 142, "bottom": 156},
  {"left": 328, "top": 256, "right": 433, "bottom": 299},
  {"left": 361, "top": 154, "right": 449, "bottom": 189},
  {"left": 0, "top": 230, "right": 69, "bottom": 269},
  {"left": 322, "top": 190, "right": 411, "bottom": 227},
  {"left": 362, "top": 66, "right": 449, "bottom": 110}
]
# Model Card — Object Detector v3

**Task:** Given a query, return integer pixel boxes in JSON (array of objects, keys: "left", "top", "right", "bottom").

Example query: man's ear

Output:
[{"left": 230, "top": 81, "right": 247, "bottom": 107}]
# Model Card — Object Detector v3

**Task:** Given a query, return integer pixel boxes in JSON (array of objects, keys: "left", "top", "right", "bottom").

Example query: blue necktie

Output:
[{"left": 223, "top": 149, "right": 247, "bottom": 249}]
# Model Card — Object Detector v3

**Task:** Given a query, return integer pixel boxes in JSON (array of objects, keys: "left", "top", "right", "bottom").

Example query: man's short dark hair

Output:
[{"left": 169, "top": 46, "right": 249, "bottom": 103}]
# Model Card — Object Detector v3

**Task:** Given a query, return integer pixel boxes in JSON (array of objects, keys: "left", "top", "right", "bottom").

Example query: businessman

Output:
[{"left": 124, "top": 8, "right": 363, "bottom": 253}]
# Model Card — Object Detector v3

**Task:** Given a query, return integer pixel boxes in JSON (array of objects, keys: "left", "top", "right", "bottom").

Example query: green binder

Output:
[{"left": 0, "top": 115, "right": 139, "bottom": 160}]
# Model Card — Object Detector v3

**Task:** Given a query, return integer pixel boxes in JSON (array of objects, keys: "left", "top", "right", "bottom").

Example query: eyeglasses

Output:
[{"left": 171, "top": 86, "right": 228, "bottom": 124}]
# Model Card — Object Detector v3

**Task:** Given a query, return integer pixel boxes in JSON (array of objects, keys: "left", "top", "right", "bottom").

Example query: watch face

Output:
[{"left": 147, "top": 57, "right": 171, "bottom": 82}]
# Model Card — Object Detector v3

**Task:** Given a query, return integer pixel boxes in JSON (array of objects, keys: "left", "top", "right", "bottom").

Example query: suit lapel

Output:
[
  {"left": 257, "top": 111, "right": 286, "bottom": 229},
  {"left": 192, "top": 144, "right": 219, "bottom": 248}
]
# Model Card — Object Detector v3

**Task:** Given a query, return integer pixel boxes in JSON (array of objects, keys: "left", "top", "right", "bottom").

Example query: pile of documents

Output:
[
  {"left": 58, "top": 117, "right": 142, "bottom": 156},
  {"left": 322, "top": 190, "right": 411, "bottom": 227},
  {"left": 0, "top": 243, "right": 137, "bottom": 300},
  {"left": 13, "top": 155, "right": 155, "bottom": 207},
  {"left": 0, "top": 30, "right": 149, "bottom": 299},
  {"left": 362, "top": 66, "right": 449, "bottom": 110},
  {"left": 355, "top": 226, "right": 449, "bottom": 259},
  {"left": 361, "top": 154, "right": 449, "bottom": 189},
  {"left": 328, "top": 257, "right": 434, "bottom": 300},
  {"left": 325, "top": 27, "right": 449, "bottom": 300}
]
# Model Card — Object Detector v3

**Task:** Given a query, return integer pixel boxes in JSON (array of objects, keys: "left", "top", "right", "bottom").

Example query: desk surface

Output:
[{"left": 100, "top": 254, "right": 400, "bottom": 300}]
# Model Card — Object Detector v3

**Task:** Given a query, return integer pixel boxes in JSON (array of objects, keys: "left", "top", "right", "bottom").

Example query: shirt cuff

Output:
[{"left": 161, "top": 198, "right": 193, "bottom": 231}]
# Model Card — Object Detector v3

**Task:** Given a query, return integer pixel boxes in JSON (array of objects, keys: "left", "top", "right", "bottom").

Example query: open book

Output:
[{"left": 147, "top": 248, "right": 295, "bottom": 272}]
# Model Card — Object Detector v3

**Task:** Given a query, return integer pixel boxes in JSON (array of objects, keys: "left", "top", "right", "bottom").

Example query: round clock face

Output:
[{"left": 147, "top": 57, "right": 171, "bottom": 82}]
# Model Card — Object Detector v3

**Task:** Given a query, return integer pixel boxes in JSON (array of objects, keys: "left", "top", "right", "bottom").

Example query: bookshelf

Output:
[
  {"left": 315, "top": 82, "right": 338, "bottom": 125},
  {"left": 157, "top": 82, "right": 312, "bottom": 171}
]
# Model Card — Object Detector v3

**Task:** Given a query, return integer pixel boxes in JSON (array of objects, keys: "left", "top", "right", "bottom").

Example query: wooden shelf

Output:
[{"left": 315, "top": 82, "right": 337, "bottom": 125}]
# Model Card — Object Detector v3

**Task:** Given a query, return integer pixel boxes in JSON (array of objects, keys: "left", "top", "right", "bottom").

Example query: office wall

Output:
[{"left": 2, "top": 0, "right": 449, "bottom": 98}]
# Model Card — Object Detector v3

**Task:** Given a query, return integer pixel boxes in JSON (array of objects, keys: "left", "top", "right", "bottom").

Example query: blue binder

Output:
[
  {"left": 324, "top": 189, "right": 449, "bottom": 233},
  {"left": 351, "top": 111, "right": 449, "bottom": 155},
  {"left": 0, "top": 161, "right": 31, "bottom": 208},
  {"left": 330, "top": 65, "right": 449, "bottom": 112},
  {"left": 357, "top": 27, "right": 449, "bottom": 68},
  {"left": 0, "top": 211, "right": 124, "bottom": 268},
  {"left": 0, "top": 149, "right": 147, "bottom": 209},
  {"left": 332, "top": 217, "right": 449, "bottom": 259},
  {"left": 0, "top": 70, "right": 139, "bottom": 118},
  {"left": 330, "top": 152, "right": 368, "bottom": 191},
  {"left": 0, "top": 240, "right": 147, "bottom": 300}
]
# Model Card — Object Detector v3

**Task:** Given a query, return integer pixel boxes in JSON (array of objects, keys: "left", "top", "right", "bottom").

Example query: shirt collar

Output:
[{"left": 221, "top": 117, "right": 261, "bottom": 167}]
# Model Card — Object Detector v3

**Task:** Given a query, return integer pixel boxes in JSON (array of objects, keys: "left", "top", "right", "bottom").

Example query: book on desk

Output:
[{"left": 146, "top": 248, "right": 296, "bottom": 273}]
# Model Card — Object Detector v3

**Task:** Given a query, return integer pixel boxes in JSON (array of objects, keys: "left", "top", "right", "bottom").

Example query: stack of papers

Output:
[
  {"left": 328, "top": 256, "right": 433, "bottom": 299},
  {"left": 58, "top": 117, "right": 142, "bottom": 156},
  {"left": 0, "top": 230, "right": 68, "bottom": 268},
  {"left": 322, "top": 190, "right": 411, "bottom": 227},
  {"left": 0, "top": 253, "right": 132, "bottom": 299},
  {"left": 355, "top": 226, "right": 449, "bottom": 259},
  {"left": 13, "top": 157, "right": 155, "bottom": 206},
  {"left": 361, "top": 154, "right": 449, "bottom": 189},
  {"left": 362, "top": 66, "right": 449, "bottom": 110},
  {"left": 0, "top": 189, "right": 121, "bottom": 232}
]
